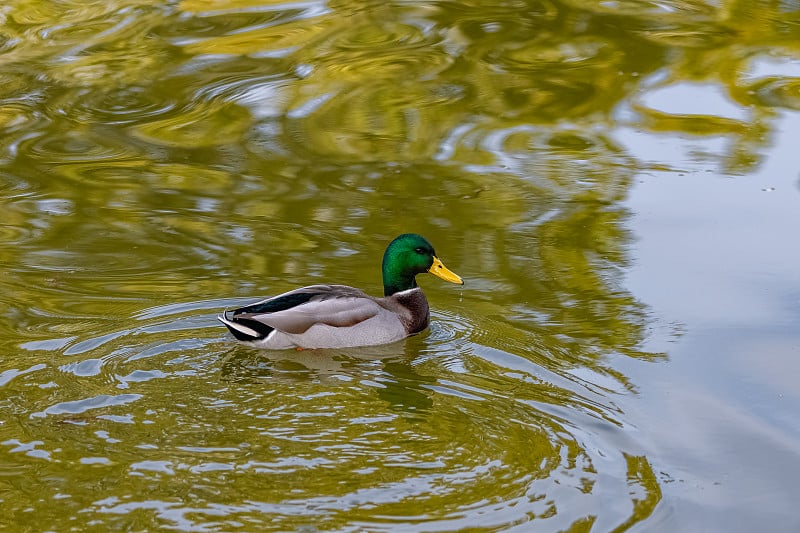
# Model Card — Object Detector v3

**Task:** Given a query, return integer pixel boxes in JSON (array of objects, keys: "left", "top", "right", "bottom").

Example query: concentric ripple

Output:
[
  {"left": 19, "top": 129, "right": 139, "bottom": 165},
  {"left": 77, "top": 86, "right": 179, "bottom": 125},
  {"left": 131, "top": 100, "right": 253, "bottom": 148},
  {"left": 316, "top": 22, "right": 453, "bottom": 82}
]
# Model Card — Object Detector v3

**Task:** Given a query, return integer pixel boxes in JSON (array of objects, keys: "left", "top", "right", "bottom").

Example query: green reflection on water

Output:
[{"left": 0, "top": 0, "right": 798, "bottom": 530}]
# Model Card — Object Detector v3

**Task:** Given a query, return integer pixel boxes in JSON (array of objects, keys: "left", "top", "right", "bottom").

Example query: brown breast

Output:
[{"left": 391, "top": 288, "right": 430, "bottom": 335}]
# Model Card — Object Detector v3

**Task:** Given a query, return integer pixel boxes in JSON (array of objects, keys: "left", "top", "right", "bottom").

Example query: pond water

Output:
[{"left": 1, "top": 0, "right": 799, "bottom": 531}]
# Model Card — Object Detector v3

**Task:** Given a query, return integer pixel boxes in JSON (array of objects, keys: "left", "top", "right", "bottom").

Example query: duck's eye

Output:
[{"left": 414, "top": 247, "right": 425, "bottom": 254}]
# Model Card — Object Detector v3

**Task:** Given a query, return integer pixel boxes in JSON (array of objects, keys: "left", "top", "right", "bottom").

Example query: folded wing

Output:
[{"left": 230, "top": 285, "right": 382, "bottom": 335}]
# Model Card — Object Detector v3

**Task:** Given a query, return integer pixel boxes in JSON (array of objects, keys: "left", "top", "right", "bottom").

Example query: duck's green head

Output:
[{"left": 381, "top": 233, "right": 463, "bottom": 296}]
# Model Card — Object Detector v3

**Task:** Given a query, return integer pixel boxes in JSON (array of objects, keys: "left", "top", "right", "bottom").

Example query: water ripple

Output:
[
  {"left": 0, "top": 100, "right": 44, "bottom": 135},
  {"left": 131, "top": 100, "right": 252, "bottom": 148},
  {"left": 75, "top": 86, "right": 179, "bottom": 124},
  {"left": 20, "top": 128, "right": 140, "bottom": 164},
  {"left": 5, "top": 292, "right": 658, "bottom": 530},
  {"left": 750, "top": 77, "right": 800, "bottom": 111},
  {"left": 32, "top": 393, "right": 142, "bottom": 418}
]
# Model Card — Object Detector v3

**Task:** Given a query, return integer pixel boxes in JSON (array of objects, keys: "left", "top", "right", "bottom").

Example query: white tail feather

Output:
[{"left": 217, "top": 314, "right": 260, "bottom": 339}]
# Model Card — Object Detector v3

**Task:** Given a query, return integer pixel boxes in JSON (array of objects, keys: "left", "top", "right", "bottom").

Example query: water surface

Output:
[{"left": 1, "top": 0, "right": 799, "bottom": 531}]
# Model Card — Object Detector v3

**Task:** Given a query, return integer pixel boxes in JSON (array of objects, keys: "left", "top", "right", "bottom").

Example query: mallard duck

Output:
[{"left": 218, "top": 233, "right": 463, "bottom": 349}]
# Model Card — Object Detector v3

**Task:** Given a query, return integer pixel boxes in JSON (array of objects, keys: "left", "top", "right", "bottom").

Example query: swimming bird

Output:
[{"left": 218, "top": 233, "right": 463, "bottom": 349}]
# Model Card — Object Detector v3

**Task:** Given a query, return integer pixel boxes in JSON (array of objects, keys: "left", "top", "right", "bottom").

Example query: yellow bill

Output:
[{"left": 428, "top": 256, "right": 464, "bottom": 285}]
